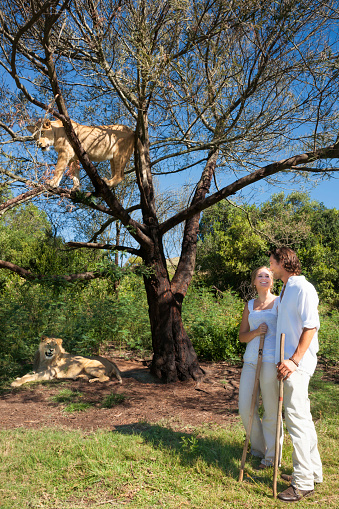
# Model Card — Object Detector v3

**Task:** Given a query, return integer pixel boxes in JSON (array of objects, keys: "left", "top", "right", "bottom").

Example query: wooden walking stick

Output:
[
  {"left": 273, "top": 332, "right": 285, "bottom": 498},
  {"left": 239, "top": 332, "right": 265, "bottom": 482}
]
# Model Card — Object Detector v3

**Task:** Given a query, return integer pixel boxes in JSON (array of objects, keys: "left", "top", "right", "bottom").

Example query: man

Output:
[{"left": 269, "top": 247, "right": 322, "bottom": 503}]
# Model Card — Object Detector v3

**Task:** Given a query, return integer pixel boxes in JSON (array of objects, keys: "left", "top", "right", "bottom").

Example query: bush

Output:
[
  {"left": 0, "top": 273, "right": 152, "bottom": 383},
  {"left": 318, "top": 307, "right": 339, "bottom": 364},
  {"left": 182, "top": 287, "right": 244, "bottom": 361}
]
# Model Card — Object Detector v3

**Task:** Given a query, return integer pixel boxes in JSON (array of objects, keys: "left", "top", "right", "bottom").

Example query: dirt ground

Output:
[{"left": 0, "top": 357, "right": 243, "bottom": 432}]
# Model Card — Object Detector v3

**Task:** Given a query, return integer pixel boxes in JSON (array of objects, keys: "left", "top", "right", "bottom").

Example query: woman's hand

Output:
[
  {"left": 256, "top": 323, "right": 268, "bottom": 336},
  {"left": 239, "top": 317, "right": 268, "bottom": 343}
]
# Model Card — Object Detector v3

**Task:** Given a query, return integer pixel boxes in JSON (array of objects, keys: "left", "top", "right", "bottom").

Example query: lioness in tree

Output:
[{"left": 27, "top": 119, "right": 135, "bottom": 190}]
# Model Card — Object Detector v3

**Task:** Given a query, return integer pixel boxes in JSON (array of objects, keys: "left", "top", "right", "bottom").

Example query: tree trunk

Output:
[
  {"left": 134, "top": 105, "right": 216, "bottom": 382},
  {"left": 143, "top": 254, "right": 204, "bottom": 383},
  {"left": 114, "top": 221, "right": 121, "bottom": 293},
  {"left": 141, "top": 150, "right": 218, "bottom": 383},
  {"left": 140, "top": 221, "right": 204, "bottom": 383}
]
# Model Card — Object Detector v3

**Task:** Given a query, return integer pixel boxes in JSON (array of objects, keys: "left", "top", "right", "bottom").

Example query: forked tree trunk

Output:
[
  {"left": 135, "top": 102, "right": 218, "bottom": 381},
  {"left": 141, "top": 149, "right": 218, "bottom": 382}
]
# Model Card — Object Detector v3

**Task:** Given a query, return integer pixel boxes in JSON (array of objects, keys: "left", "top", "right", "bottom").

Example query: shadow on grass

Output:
[{"left": 113, "top": 421, "right": 268, "bottom": 483}]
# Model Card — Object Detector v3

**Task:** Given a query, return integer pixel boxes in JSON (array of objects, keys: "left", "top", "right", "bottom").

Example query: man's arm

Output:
[{"left": 277, "top": 327, "right": 317, "bottom": 380}]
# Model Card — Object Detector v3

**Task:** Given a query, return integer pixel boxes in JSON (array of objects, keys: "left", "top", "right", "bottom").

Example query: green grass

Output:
[
  {"left": 50, "top": 389, "right": 85, "bottom": 404},
  {"left": 50, "top": 388, "right": 93, "bottom": 412},
  {"left": 0, "top": 369, "right": 338, "bottom": 509},
  {"left": 101, "top": 392, "right": 126, "bottom": 408},
  {"left": 63, "top": 402, "right": 93, "bottom": 412},
  {"left": 308, "top": 370, "right": 339, "bottom": 420}
]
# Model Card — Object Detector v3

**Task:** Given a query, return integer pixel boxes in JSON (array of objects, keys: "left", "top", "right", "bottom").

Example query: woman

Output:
[{"left": 238, "top": 266, "right": 283, "bottom": 469}]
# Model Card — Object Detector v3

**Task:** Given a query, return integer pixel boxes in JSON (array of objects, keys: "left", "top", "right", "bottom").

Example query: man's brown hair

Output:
[{"left": 269, "top": 247, "right": 301, "bottom": 275}]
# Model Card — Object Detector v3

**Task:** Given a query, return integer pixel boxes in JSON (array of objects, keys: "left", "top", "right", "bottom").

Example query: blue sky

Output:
[
  {"left": 250, "top": 177, "right": 339, "bottom": 210},
  {"left": 161, "top": 165, "right": 338, "bottom": 212},
  {"left": 253, "top": 177, "right": 339, "bottom": 210},
  {"left": 308, "top": 178, "right": 338, "bottom": 209}
]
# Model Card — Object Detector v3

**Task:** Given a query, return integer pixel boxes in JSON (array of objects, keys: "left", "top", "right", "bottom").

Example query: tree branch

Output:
[
  {"left": 160, "top": 143, "right": 339, "bottom": 235},
  {"left": 66, "top": 241, "right": 139, "bottom": 256},
  {"left": 0, "top": 187, "right": 45, "bottom": 216},
  {"left": 88, "top": 204, "right": 141, "bottom": 242},
  {"left": 0, "top": 122, "right": 36, "bottom": 142},
  {"left": 0, "top": 259, "right": 121, "bottom": 282},
  {"left": 171, "top": 148, "right": 219, "bottom": 296},
  {"left": 4, "top": 2, "right": 152, "bottom": 249}
]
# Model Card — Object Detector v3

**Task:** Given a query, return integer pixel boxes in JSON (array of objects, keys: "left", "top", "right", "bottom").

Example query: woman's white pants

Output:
[{"left": 239, "top": 361, "right": 283, "bottom": 465}]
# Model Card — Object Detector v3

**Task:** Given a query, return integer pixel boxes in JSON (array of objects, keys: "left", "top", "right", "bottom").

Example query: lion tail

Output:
[
  {"left": 91, "top": 355, "right": 122, "bottom": 384},
  {"left": 110, "top": 362, "right": 122, "bottom": 384}
]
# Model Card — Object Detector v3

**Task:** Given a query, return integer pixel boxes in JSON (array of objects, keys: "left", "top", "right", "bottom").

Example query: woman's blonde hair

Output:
[{"left": 250, "top": 266, "right": 273, "bottom": 290}]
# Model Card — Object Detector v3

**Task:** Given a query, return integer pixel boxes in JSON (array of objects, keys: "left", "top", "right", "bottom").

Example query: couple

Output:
[{"left": 238, "top": 247, "right": 322, "bottom": 502}]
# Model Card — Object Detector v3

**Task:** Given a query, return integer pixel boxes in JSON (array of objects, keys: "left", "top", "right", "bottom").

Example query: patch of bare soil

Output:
[{"left": 0, "top": 358, "right": 242, "bottom": 432}]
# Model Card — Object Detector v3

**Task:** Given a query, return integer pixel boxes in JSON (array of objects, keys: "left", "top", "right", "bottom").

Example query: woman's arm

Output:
[{"left": 238, "top": 303, "right": 268, "bottom": 343}]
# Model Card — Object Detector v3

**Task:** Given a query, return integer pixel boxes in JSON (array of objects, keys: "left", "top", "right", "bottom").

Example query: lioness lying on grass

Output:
[{"left": 11, "top": 336, "right": 122, "bottom": 387}]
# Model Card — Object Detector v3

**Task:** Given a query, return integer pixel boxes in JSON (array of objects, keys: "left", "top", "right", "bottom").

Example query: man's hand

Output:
[
  {"left": 277, "top": 359, "right": 298, "bottom": 380},
  {"left": 277, "top": 327, "right": 317, "bottom": 380}
]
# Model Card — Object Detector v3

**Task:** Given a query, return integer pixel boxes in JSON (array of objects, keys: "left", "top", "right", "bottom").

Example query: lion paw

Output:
[{"left": 45, "top": 179, "right": 59, "bottom": 188}]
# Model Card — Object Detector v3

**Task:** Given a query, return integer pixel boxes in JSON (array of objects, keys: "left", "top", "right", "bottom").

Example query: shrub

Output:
[
  {"left": 182, "top": 287, "right": 244, "bottom": 361},
  {"left": 318, "top": 307, "right": 339, "bottom": 364}
]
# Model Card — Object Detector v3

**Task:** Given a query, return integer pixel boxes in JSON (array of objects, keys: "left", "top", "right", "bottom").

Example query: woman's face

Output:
[{"left": 254, "top": 268, "right": 273, "bottom": 291}]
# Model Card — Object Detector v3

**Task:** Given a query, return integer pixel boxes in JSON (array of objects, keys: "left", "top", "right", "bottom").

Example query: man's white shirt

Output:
[{"left": 276, "top": 275, "right": 320, "bottom": 375}]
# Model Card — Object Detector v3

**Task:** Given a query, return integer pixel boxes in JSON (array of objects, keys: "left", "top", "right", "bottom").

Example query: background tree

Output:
[
  {"left": 197, "top": 192, "right": 339, "bottom": 306},
  {"left": 0, "top": 0, "right": 339, "bottom": 381}
]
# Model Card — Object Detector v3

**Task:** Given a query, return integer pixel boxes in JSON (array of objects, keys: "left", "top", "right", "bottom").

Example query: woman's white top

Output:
[{"left": 243, "top": 297, "right": 279, "bottom": 364}]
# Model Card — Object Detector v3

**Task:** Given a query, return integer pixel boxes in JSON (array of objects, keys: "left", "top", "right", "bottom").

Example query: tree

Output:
[
  {"left": 0, "top": 0, "right": 339, "bottom": 381},
  {"left": 196, "top": 201, "right": 268, "bottom": 295},
  {"left": 197, "top": 192, "right": 339, "bottom": 305}
]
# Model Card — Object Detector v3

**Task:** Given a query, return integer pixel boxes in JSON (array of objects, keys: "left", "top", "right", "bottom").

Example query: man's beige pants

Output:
[{"left": 284, "top": 369, "right": 323, "bottom": 490}]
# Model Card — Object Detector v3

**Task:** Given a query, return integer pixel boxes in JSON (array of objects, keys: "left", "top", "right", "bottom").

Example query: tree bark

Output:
[
  {"left": 142, "top": 242, "right": 204, "bottom": 383},
  {"left": 114, "top": 221, "right": 121, "bottom": 293}
]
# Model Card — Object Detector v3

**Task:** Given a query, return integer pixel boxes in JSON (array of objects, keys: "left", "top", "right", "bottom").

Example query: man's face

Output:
[{"left": 269, "top": 255, "right": 283, "bottom": 280}]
